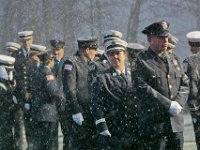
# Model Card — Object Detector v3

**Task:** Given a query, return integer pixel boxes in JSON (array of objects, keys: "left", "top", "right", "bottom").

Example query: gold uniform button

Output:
[
  {"left": 167, "top": 74, "right": 170, "bottom": 78},
  {"left": 169, "top": 85, "right": 172, "bottom": 89},
  {"left": 170, "top": 95, "right": 174, "bottom": 99}
]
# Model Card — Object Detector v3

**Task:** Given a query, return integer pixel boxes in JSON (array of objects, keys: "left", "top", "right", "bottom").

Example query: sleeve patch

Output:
[
  {"left": 64, "top": 64, "right": 73, "bottom": 71},
  {"left": 46, "top": 75, "right": 55, "bottom": 81}
]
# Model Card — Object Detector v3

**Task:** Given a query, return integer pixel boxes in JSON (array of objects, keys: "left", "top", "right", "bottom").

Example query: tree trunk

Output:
[
  {"left": 43, "top": 0, "right": 50, "bottom": 45},
  {"left": 126, "top": 0, "right": 143, "bottom": 43},
  {"left": 30, "top": 0, "right": 39, "bottom": 44},
  {"left": 196, "top": 0, "right": 200, "bottom": 30}
]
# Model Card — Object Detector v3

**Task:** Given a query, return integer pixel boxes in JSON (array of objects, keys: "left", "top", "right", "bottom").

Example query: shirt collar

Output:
[{"left": 115, "top": 68, "right": 125, "bottom": 75}]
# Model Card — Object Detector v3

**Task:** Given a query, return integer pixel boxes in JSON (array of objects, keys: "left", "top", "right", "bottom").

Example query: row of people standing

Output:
[
  {"left": 61, "top": 20, "right": 190, "bottom": 150},
  {"left": 1, "top": 19, "right": 197, "bottom": 150},
  {"left": 0, "top": 30, "right": 66, "bottom": 149}
]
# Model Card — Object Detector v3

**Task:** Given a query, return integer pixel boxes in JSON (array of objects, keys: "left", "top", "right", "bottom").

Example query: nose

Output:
[
  {"left": 113, "top": 52, "right": 119, "bottom": 58},
  {"left": 54, "top": 51, "right": 58, "bottom": 55},
  {"left": 164, "top": 37, "right": 168, "bottom": 42}
]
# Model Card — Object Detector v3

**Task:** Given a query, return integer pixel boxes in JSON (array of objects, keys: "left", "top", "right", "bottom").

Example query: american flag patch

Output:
[
  {"left": 46, "top": 75, "right": 55, "bottom": 81},
  {"left": 64, "top": 64, "right": 73, "bottom": 70}
]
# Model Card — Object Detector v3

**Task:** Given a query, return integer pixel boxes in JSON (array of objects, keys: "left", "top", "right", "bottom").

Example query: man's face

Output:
[
  {"left": 107, "top": 50, "right": 126, "bottom": 68},
  {"left": 52, "top": 48, "right": 64, "bottom": 60},
  {"left": 6, "top": 50, "right": 13, "bottom": 56},
  {"left": 30, "top": 54, "right": 40, "bottom": 65},
  {"left": 21, "top": 38, "right": 33, "bottom": 50},
  {"left": 190, "top": 47, "right": 200, "bottom": 54},
  {"left": 84, "top": 48, "right": 97, "bottom": 61},
  {"left": 148, "top": 36, "right": 168, "bottom": 53}
]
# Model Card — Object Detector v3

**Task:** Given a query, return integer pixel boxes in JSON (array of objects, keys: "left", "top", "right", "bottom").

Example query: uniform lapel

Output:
[
  {"left": 147, "top": 48, "right": 168, "bottom": 73},
  {"left": 163, "top": 51, "right": 172, "bottom": 73}
]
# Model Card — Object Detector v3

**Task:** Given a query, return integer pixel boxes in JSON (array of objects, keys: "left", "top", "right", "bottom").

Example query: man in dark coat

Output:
[
  {"left": 14, "top": 31, "right": 36, "bottom": 149},
  {"left": 62, "top": 37, "right": 98, "bottom": 150},
  {"left": 30, "top": 49, "right": 62, "bottom": 150},
  {"left": 183, "top": 31, "right": 200, "bottom": 150},
  {"left": 135, "top": 20, "right": 189, "bottom": 150},
  {"left": 0, "top": 55, "right": 16, "bottom": 150},
  {"left": 89, "top": 38, "right": 138, "bottom": 149},
  {"left": 49, "top": 39, "right": 69, "bottom": 149}
]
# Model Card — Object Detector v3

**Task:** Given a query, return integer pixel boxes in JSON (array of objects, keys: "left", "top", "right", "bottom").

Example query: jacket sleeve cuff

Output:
[{"left": 95, "top": 118, "right": 108, "bottom": 133}]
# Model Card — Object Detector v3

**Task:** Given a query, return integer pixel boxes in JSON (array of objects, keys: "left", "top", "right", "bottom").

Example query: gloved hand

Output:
[
  {"left": 100, "top": 130, "right": 111, "bottom": 137},
  {"left": 12, "top": 96, "right": 17, "bottom": 104},
  {"left": 24, "top": 102, "right": 31, "bottom": 110},
  {"left": 72, "top": 113, "right": 84, "bottom": 125},
  {"left": 169, "top": 101, "right": 183, "bottom": 116}
]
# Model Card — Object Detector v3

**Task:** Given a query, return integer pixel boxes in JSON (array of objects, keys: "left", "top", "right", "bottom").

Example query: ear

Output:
[
  {"left": 84, "top": 48, "right": 90, "bottom": 54},
  {"left": 147, "top": 36, "right": 151, "bottom": 43}
]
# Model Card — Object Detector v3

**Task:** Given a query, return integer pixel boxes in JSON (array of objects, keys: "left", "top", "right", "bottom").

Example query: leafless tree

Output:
[{"left": 126, "top": 0, "right": 144, "bottom": 43}]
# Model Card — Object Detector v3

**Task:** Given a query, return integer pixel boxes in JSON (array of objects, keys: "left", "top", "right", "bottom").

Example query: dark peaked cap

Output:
[
  {"left": 77, "top": 37, "right": 98, "bottom": 49},
  {"left": 142, "top": 20, "right": 170, "bottom": 36},
  {"left": 127, "top": 43, "right": 145, "bottom": 52},
  {"left": 50, "top": 40, "right": 65, "bottom": 50}
]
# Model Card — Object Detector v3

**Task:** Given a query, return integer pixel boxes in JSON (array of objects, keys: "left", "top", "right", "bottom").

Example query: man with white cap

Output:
[
  {"left": 88, "top": 30, "right": 123, "bottom": 80},
  {"left": 183, "top": 31, "right": 200, "bottom": 150},
  {"left": 18, "top": 31, "right": 33, "bottom": 57},
  {"left": 14, "top": 30, "right": 36, "bottom": 149},
  {"left": 89, "top": 38, "right": 138, "bottom": 149},
  {"left": 0, "top": 54, "right": 16, "bottom": 149},
  {"left": 30, "top": 44, "right": 47, "bottom": 67},
  {"left": 134, "top": 20, "right": 189, "bottom": 150},
  {"left": 4, "top": 42, "right": 21, "bottom": 83},
  {"left": 97, "top": 30, "right": 123, "bottom": 63},
  {"left": 6, "top": 42, "right": 21, "bottom": 57}
]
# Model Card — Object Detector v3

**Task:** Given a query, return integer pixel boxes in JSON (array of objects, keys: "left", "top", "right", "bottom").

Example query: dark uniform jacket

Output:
[
  {"left": 89, "top": 62, "right": 137, "bottom": 139},
  {"left": 51, "top": 57, "right": 66, "bottom": 113},
  {"left": 0, "top": 78, "right": 15, "bottom": 119},
  {"left": 30, "top": 64, "right": 62, "bottom": 122},
  {"left": 0, "top": 78, "right": 15, "bottom": 149},
  {"left": 184, "top": 52, "right": 200, "bottom": 110},
  {"left": 62, "top": 53, "right": 90, "bottom": 115},
  {"left": 14, "top": 47, "right": 37, "bottom": 106},
  {"left": 62, "top": 52, "right": 97, "bottom": 149},
  {"left": 135, "top": 48, "right": 189, "bottom": 135}
]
